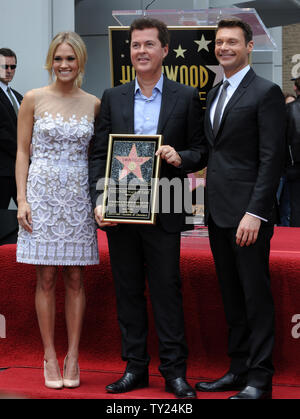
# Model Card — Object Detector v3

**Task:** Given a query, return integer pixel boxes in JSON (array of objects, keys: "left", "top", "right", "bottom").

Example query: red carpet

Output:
[
  {"left": 1, "top": 227, "right": 300, "bottom": 399},
  {"left": 0, "top": 368, "right": 299, "bottom": 399}
]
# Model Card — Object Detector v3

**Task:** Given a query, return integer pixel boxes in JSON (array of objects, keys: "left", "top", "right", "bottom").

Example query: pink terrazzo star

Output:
[{"left": 115, "top": 144, "right": 151, "bottom": 181}]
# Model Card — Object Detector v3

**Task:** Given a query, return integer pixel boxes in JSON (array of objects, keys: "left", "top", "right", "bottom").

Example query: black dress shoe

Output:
[
  {"left": 106, "top": 371, "right": 149, "bottom": 393},
  {"left": 229, "top": 386, "right": 272, "bottom": 400},
  {"left": 195, "top": 372, "right": 247, "bottom": 392},
  {"left": 165, "top": 377, "right": 197, "bottom": 399}
]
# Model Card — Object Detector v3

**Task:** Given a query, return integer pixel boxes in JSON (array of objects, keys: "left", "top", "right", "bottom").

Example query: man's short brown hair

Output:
[
  {"left": 129, "top": 18, "right": 170, "bottom": 47},
  {"left": 217, "top": 17, "right": 253, "bottom": 45},
  {"left": 0, "top": 48, "right": 17, "bottom": 64}
]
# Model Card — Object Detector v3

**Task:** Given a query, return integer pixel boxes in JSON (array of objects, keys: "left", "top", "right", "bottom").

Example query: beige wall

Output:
[{"left": 283, "top": 23, "right": 300, "bottom": 95}]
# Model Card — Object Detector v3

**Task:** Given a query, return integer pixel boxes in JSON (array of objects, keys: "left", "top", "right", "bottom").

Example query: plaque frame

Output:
[{"left": 102, "top": 134, "right": 163, "bottom": 224}]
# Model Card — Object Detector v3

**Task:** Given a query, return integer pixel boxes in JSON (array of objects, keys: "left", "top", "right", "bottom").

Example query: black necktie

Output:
[
  {"left": 7, "top": 87, "right": 19, "bottom": 115},
  {"left": 212, "top": 80, "right": 230, "bottom": 137}
]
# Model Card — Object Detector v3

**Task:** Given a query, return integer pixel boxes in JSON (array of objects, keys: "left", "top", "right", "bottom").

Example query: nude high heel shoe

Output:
[
  {"left": 63, "top": 356, "right": 80, "bottom": 388},
  {"left": 44, "top": 360, "right": 63, "bottom": 390}
]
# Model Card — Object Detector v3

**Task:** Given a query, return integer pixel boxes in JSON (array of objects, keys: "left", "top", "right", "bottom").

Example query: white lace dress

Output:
[{"left": 17, "top": 88, "right": 99, "bottom": 266}]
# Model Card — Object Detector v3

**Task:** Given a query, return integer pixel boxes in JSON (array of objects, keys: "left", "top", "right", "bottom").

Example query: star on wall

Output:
[
  {"left": 206, "top": 65, "right": 224, "bottom": 86},
  {"left": 173, "top": 44, "right": 187, "bottom": 59},
  {"left": 194, "top": 35, "right": 212, "bottom": 52}
]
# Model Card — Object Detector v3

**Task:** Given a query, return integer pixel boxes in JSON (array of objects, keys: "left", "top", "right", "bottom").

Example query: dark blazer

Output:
[
  {"left": 204, "top": 68, "right": 286, "bottom": 228},
  {"left": 286, "top": 96, "right": 300, "bottom": 165},
  {"left": 0, "top": 86, "right": 23, "bottom": 176},
  {"left": 89, "top": 76, "right": 206, "bottom": 233}
]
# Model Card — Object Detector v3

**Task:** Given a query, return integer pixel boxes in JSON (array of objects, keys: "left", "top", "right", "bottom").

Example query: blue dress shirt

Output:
[{"left": 134, "top": 74, "right": 163, "bottom": 135}]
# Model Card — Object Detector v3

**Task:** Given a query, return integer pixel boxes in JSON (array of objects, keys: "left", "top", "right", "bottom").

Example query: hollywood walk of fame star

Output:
[
  {"left": 194, "top": 35, "right": 212, "bottom": 52},
  {"left": 173, "top": 44, "right": 187, "bottom": 59},
  {"left": 115, "top": 144, "right": 151, "bottom": 181}
]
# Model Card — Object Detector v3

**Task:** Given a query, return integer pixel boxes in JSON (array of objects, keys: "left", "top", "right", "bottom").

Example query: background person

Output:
[
  {"left": 286, "top": 77, "right": 300, "bottom": 226},
  {"left": 284, "top": 93, "right": 296, "bottom": 104},
  {"left": 276, "top": 92, "right": 295, "bottom": 227},
  {"left": 0, "top": 48, "right": 22, "bottom": 209}
]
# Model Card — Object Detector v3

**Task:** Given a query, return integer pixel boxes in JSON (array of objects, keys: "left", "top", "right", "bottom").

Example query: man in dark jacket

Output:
[
  {"left": 89, "top": 18, "right": 206, "bottom": 398},
  {"left": 286, "top": 77, "right": 300, "bottom": 226},
  {"left": 195, "top": 18, "right": 286, "bottom": 400},
  {"left": 0, "top": 48, "right": 23, "bottom": 209}
]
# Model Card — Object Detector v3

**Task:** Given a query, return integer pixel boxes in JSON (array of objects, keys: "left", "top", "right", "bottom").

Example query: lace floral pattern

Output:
[{"left": 17, "top": 112, "right": 99, "bottom": 266}]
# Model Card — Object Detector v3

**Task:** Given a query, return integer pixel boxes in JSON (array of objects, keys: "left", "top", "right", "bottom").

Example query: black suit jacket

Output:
[
  {"left": 0, "top": 86, "right": 23, "bottom": 176},
  {"left": 89, "top": 76, "right": 206, "bottom": 233},
  {"left": 204, "top": 68, "right": 286, "bottom": 228},
  {"left": 286, "top": 96, "right": 300, "bottom": 164}
]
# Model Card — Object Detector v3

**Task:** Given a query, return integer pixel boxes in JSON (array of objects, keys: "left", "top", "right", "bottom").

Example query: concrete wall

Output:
[
  {"left": 0, "top": 0, "right": 75, "bottom": 96},
  {"left": 0, "top": 0, "right": 51, "bottom": 95}
]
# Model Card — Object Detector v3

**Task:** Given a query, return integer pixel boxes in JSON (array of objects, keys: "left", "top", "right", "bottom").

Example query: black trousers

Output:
[
  {"left": 208, "top": 217, "right": 275, "bottom": 389},
  {"left": 288, "top": 178, "right": 300, "bottom": 227},
  {"left": 0, "top": 176, "right": 17, "bottom": 209},
  {"left": 106, "top": 224, "right": 188, "bottom": 380}
]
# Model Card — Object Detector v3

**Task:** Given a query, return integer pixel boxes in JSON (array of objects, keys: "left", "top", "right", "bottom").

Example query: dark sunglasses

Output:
[{"left": 0, "top": 64, "right": 17, "bottom": 70}]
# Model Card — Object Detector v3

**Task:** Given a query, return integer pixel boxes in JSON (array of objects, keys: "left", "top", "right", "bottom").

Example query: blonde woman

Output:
[{"left": 16, "top": 32, "right": 100, "bottom": 389}]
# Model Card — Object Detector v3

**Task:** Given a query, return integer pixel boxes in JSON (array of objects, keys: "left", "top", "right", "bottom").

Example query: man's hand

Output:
[
  {"left": 156, "top": 146, "right": 182, "bottom": 167},
  {"left": 94, "top": 205, "right": 118, "bottom": 228},
  {"left": 236, "top": 213, "right": 261, "bottom": 247}
]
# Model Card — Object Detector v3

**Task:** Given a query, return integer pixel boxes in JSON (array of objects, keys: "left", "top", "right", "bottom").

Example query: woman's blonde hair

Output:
[{"left": 45, "top": 31, "right": 87, "bottom": 87}]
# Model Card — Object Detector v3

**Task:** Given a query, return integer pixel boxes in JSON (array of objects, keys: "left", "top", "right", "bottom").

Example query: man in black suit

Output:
[
  {"left": 286, "top": 77, "right": 300, "bottom": 226},
  {"left": 89, "top": 18, "right": 206, "bottom": 398},
  {"left": 0, "top": 48, "right": 23, "bottom": 209},
  {"left": 195, "top": 18, "right": 286, "bottom": 399}
]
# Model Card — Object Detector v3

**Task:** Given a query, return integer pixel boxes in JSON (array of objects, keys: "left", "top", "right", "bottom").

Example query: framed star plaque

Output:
[{"left": 102, "top": 134, "right": 163, "bottom": 224}]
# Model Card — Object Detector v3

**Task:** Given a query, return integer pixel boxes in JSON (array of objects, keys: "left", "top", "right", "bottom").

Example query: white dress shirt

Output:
[
  {"left": 0, "top": 80, "right": 20, "bottom": 110},
  {"left": 210, "top": 65, "right": 250, "bottom": 126}
]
